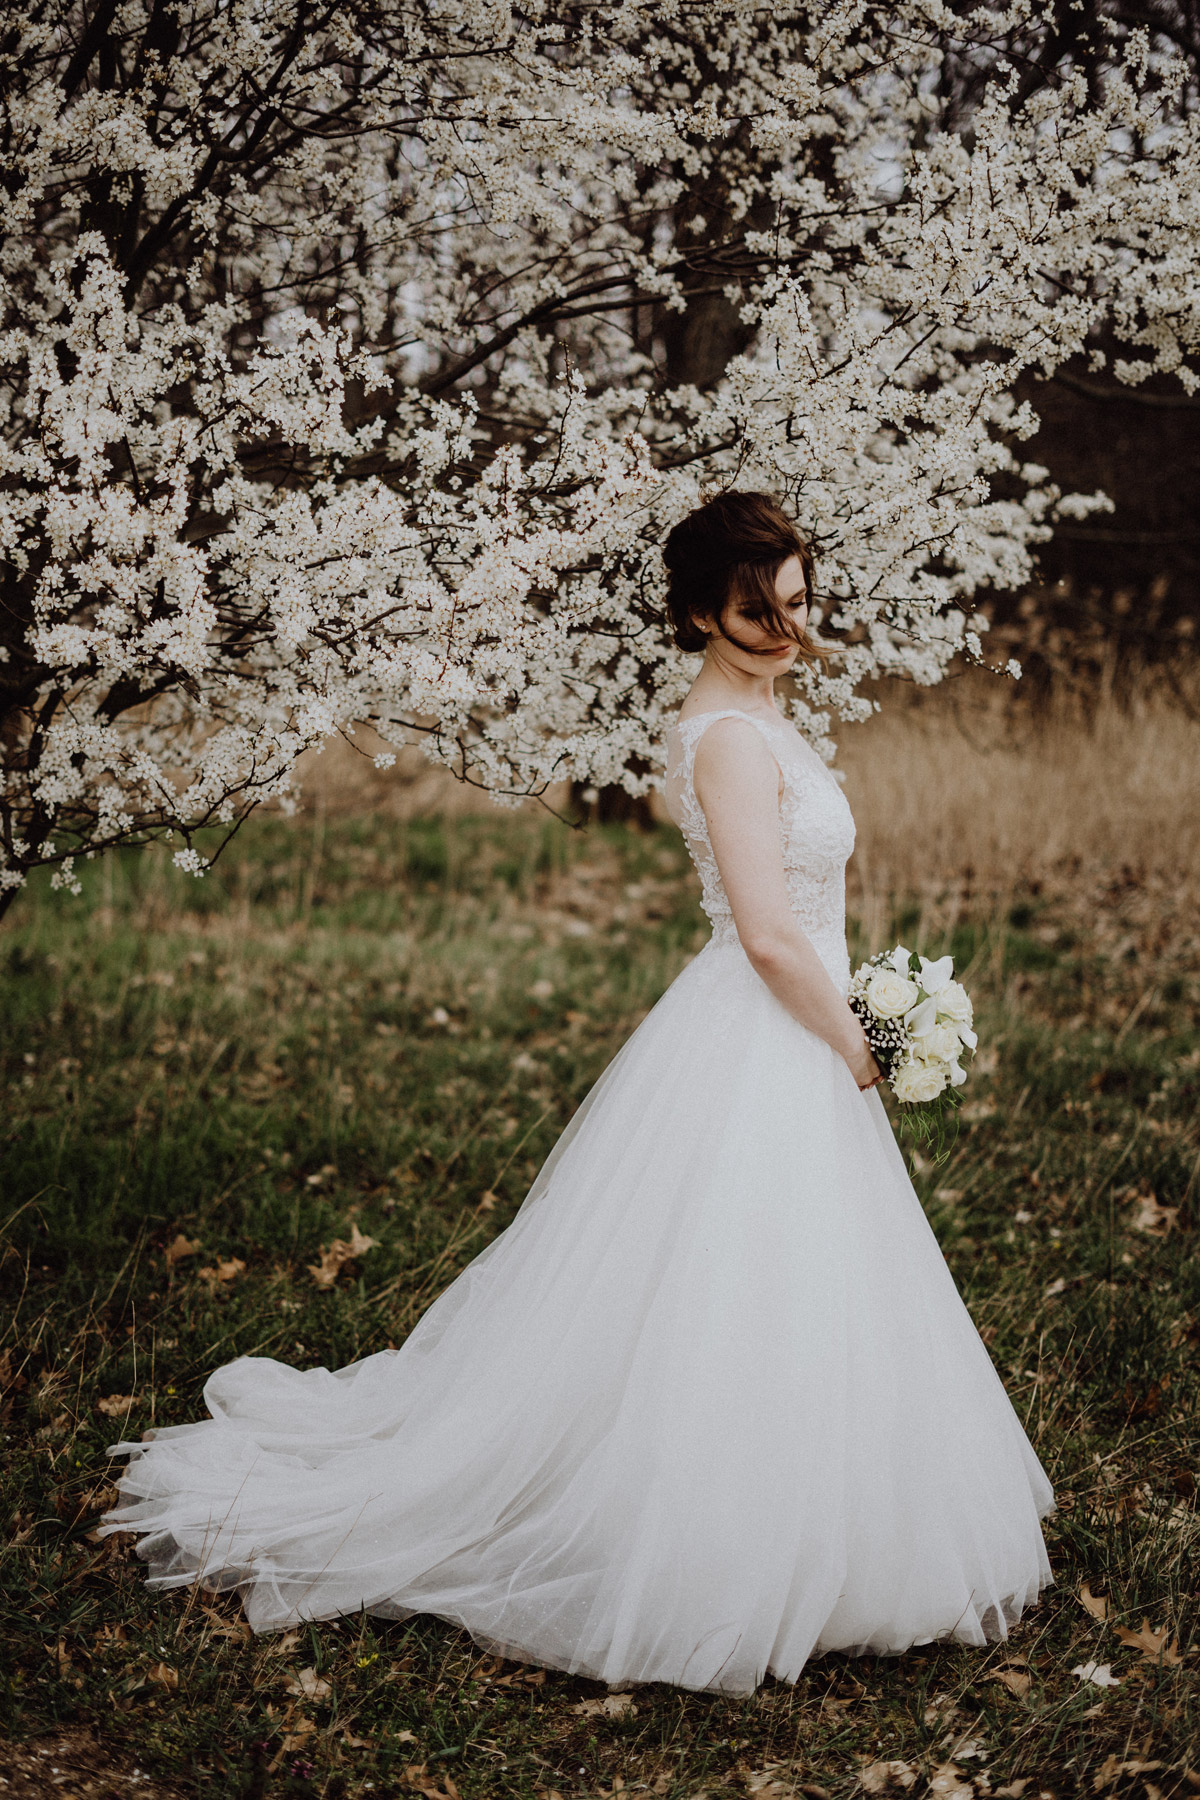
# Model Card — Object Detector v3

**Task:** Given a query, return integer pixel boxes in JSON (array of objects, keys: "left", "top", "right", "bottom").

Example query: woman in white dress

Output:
[{"left": 102, "top": 491, "right": 1054, "bottom": 1696}]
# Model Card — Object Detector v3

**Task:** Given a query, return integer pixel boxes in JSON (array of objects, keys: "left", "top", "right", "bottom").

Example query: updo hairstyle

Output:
[{"left": 662, "top": 489, "right": 823, "bottom": 661}]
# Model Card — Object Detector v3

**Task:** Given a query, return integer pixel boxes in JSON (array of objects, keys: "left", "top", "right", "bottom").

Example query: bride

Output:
[{"left": 102, "top": 490, "right": 1054, "bottom": 1695}]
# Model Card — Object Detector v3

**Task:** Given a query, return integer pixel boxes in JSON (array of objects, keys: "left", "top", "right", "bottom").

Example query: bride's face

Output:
[{"left": 703, "top": 553, "right": 810, "bottom": 673}]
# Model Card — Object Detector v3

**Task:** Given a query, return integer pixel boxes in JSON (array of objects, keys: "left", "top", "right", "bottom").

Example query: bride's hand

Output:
[{"left": 846, "top": 1039, "right": 883, "bottom": 1092}]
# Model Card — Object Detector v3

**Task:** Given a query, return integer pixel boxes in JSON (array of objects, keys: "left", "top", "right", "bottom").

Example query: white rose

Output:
[
  {"left": 913, "top": 1022, "right": 962, "bottom": 1065},
  {"left": 936, "top": 981, "right": 973, "bottom": 1027},
  {"left": 865, "top": 969, "right": 919, "bottom": 1019},
  {"left": 892, "top": 1059, "right": 949, "bottom": 1103}
]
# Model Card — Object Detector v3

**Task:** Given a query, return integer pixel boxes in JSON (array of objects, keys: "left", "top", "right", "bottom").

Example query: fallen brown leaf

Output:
[
  {"left": 198, "top": 1257, "right": 247, "bottom": 1288},
  {"left": 403, "top": 1764, "right": 460, "bottom": 1800},
  {"left": 280, "top": 1716, "right": 318, "bottom": 1753},
  {"left": 145, "top": 1661, "right": 179, "bottom": 1692},
  {"left": 96, "top": 1394, "right": 137, "bottom": 1418},
  {"left": 928, "top": 1766, "right": 973, "bottom": 1800},
  {"left": 860, "top": 1761, "right": 918, "bottom": 1794},
  {"left": 1079, "top": 1582, "right": 1110, "bottom": 1621},
  {"left": 1113, "top": 1619, "right": 1184, "bottom": 1665},
  {"left": 469, "top": 1655, "right": 505, "bottom": 1681},
  {"left": 571, "top": 1692, "right": 636, "bottom": 1718},
  {"left": 307, "top": 1224, "right": 378, "bottom": 1289},
  {"left": 285, "top": 1665, "right": 332, "bottom": 1700},
  {"left": 989, "top": 1663, "right": 1031, "bottom": 1698},
  {"left": 200, "top": 1603, "right": 252, "bottom": 1642},
  {"left": 1093, "top": 1756, "right": 1164, "bottom": 1790},
  {"left": 1129, "top": 1193, "right": 1179, "bottom": 1237},
  {"left": 993, "top": 1784, "right": 1029, "bottom": 1799},
  {"left": 744, "top": 1768, "right": 805, "bottom": 1799},
  {"left": 1072, "top": 1660, "right": 1121, "bottom": 1688},
  {"left": 163, "top": 1232, "right": 201, "bottom": 1269}
]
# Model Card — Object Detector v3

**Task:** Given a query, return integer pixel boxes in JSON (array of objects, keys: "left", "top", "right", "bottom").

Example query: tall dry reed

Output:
[{"left": 839, "top": 674, "right": 1200, "bottom": 898}]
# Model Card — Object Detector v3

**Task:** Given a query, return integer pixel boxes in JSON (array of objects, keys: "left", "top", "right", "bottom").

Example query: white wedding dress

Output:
[{"left": 102, "top": 706, "right": 1054, "bottom": 1694}]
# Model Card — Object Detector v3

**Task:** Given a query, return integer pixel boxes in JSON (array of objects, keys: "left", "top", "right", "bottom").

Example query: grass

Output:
[{"left": 2, "top": 702, "right": 1199, "bottom": 1799}]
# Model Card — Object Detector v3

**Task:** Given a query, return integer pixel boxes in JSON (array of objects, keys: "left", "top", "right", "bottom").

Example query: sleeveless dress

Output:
[{"left": 101, "top": 705, "right": 1055, "bottom": 1695}]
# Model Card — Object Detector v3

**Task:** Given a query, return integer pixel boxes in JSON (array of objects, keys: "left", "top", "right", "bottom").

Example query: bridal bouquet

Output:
[{"left": 848, "top": 947, "right": 978, "bottom": 1159}]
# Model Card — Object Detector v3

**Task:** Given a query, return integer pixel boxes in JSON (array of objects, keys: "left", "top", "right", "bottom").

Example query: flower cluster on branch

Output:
[{"left": 1, "top": 0, "right": 1197, "bottom": 904}]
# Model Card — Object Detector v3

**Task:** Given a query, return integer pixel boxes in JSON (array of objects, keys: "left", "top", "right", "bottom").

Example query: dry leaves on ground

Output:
[
  {"left": 860, "top": 1761, "right": 918, "bottom": 1794},
  {"left": 1127, "top": 1192, "right": 1180, "bottom": 1237},
  {"left": 928, "top": 1769, "right": 975, "bottom": 1800},
  {"left": 1093, "top": 1758, "right": 1165, "bottom": 1790},
  {"left": 276, "top": 1714, "right": 318, "bottom": 1757},
  {"left": 285, "top": 1666, "right": 332, "bottom": 1700},
  {"left": 163, "top": 1233, "right": 201, "bottom": 1269},
  {"left": 197, "top": 1257, "right": 246, "bottom": 1290},
  {"left": 988, "top": 1661, "right": 1032, "bottom": 1698},
  {"left": 307, "top": 1224, "right": 378, "bottom": 1289},
  {"left": 96, "top": 1394, "right": 136, "bottom": 1418},
  {"left": 1072, "top": 1661, "right": 1122, "bottom": 1688},
  {"left": 1113, "top": 1619, "right": 1185, "bottom": 1665},
  {"left": 145, "top": 1662, "right": 179, "bottom": 1693},
  {"left": 1079, "top": 1583, "right": 1110, "bottom": 1620},
  {"left": 199, "top": 1603, "right": 252, "bottom": 1643},
  {"left": 468, "top": 1656, "right": 545, "bottom": 1687},
  {"left": 402, "top": 1764, "right": 460, "bottom": 1800},
  {"left": 571, "top": 1693, "right": 636, "bottom": 1718},
  {"left": 0, "top": 1728, "right": 189, "bottom": 1800},
  {"left": 743, "top": 1767, "right": 829, "bottom": 1800}
]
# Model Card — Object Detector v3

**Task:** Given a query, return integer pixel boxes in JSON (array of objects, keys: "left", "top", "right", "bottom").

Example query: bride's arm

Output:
[{"left": 693, "top": 718, "right": 881, "bottom": 1089}]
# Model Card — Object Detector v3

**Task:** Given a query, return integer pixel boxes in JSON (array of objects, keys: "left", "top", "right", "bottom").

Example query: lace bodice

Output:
[{"left": 664, "top": 707, "right": 856, "bottom": 991}]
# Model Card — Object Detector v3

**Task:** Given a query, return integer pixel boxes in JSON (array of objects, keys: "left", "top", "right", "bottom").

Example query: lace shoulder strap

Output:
[{"left": 673, "top": 708, "right": 786, "bottom": 782}]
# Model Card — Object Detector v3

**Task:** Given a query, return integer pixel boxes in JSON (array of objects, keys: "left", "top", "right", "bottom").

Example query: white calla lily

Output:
[
  {"left": 887, "top": 945, "right": 914, "bottom": 976},
  {"left": 918, "top": 955, "right": 954, "bottom": 994},
  {"left": 905, "top": 996, "right": 939, "bottom": 1038}
]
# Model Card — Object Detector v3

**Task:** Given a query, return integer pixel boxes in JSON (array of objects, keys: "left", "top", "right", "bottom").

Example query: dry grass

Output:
[{"left": 839, "top": 675, "right": 1200, "bottom": 905}]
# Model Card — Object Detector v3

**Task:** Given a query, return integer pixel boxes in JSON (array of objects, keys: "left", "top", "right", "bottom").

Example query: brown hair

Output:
[{"left": 661, "top": 490, "right": 824, "bottom": 660}]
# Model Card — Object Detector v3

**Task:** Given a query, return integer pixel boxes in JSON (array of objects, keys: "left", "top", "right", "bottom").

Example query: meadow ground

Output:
[{"left": 1, "top": 683, "right": 1198, "bottom": 1800}]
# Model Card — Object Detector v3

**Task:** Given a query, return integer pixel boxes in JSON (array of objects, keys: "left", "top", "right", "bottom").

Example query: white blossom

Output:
[{"left": 1, "top": 2, "right": 1197, "bottom": 903}]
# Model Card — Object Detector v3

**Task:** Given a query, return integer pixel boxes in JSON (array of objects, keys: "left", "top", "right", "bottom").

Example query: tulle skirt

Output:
[{"left": 102, "top": 937, "right": 1054, "bottom": 1694}]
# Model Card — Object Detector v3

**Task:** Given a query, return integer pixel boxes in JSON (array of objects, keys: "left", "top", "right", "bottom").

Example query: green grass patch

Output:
[{"left": 2, "top": 812, "right": 1198, "bottom": 1798}]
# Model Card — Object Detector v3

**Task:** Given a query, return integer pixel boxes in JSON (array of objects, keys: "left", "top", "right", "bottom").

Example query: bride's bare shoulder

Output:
[{"left": 691, "top": 714, "right": 784, "bottom": 794}]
